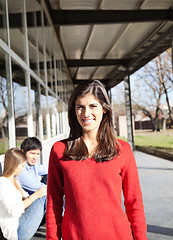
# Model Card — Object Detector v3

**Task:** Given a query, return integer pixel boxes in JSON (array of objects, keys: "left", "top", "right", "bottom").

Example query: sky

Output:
[
  {"left": 112, "top": 71, "right": 173, "bottom": 107},
  {"left": 112, "top": 50, "right": 173, "bottom": 107}
]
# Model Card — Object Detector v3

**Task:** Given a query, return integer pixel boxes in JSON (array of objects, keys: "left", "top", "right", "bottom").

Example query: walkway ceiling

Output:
[
  {"left": 1, "top": 0, "right": 173, "bottom": 95},
  {"left": 45, "top": 0, "right": 173, "bottom": 90}
]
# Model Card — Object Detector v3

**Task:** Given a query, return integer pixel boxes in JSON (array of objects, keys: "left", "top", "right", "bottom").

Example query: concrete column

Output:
[
  {"left": 51, "top": 103, "right": 56, "bottom": 137},
  {"left": 6, "top": 55, "right": 16, "bottom": 148},
  {"left": 109, "top": 89, "right": 115, "bottom": 128},
  {"left": 35, "top": 83, "right": 43, "bottom": 142},
  {"left": 23, "top": 0, "right": 34, "bottom": 136},
  {"left": 124, "top": 72, "right": 134, "bottom": 150},
  {"left": 41, "top": 3, "right": 51, "bottom": 139},
  {"left": 5, "top": 0, "right": 16, "bottom": 147}
]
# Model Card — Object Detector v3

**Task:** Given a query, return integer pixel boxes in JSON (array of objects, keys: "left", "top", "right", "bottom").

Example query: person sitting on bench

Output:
[
  {"left": 0, "top": 148, "right": 47, "bottom": 240},
  {"left": 18, "top": 137, "right": 47, "bottom": 195}
]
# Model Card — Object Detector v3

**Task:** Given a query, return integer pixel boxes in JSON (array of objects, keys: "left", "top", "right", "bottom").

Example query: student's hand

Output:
[
  {"left": 24, "top": 186, "right": 47, "bottom": 209},
  {"left": 36, "top": 185, "right": 47, "bottom": 198}
]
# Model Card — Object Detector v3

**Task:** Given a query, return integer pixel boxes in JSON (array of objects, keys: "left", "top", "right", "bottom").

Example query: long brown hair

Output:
[
  {"left": 64, "top": 80, "right": 120, "bottom": 162},
  {"left": 2, "top": 148, "right": 26, "bottom": 177}
]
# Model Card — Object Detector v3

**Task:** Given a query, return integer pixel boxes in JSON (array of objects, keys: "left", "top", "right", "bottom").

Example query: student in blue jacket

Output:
[{"left": 18, "top": 137, "right": 47, "bottom": 195}]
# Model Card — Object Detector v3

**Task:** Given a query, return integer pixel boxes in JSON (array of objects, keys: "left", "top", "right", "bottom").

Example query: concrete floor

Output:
[
  {"left": 32, "top": 151, "right": 173, "bottom": 240},
  {"left": 134, "top": 151, "right": 173, "bottom": 240}
]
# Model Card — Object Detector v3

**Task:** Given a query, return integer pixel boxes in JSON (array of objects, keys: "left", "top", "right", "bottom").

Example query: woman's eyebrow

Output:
[
  {"left": 76, "top": 102, "right": 99, "bottom": 105},
  {"left": 76, "top": 103, "right": 83, "bottom": 106}
]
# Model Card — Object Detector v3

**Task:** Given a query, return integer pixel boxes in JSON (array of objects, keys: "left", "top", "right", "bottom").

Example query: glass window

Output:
[
  {"left": 8, "top": 0, "right": 26, "bottom": 61},
  {"left": 46, "top": 28, "right": 54, "bottom": 91},
  {"left": 0, "top": 0, "right": 8, "bottom": 44},
  {"left": 48, "top": 93, "right": 58, "bottom": 137},
  {"left": 41, "top": 87, "right": 48, "bottom": 139},
  {"left": 26, "top": 0, "right": 42, "bottom": 75},
  {"left": 0, "top": 50, "right": 9, "bottom": 154},
  {"left": 31, "top": 78, "right": 42, "bottom": 138},
  {"left": 58, "top": 100, "right": 63, "bottom": 134},
  {"left": 12, "top": 60, "right": 28, "bottom": 147}
]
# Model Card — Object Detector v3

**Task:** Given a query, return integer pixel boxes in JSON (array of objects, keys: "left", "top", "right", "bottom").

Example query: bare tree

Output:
[
  {"left": 156, "top": 49, "right": 173, "bottom": 127},
  {"left": 132, "top": 49, "right": 173, "bottom": 130}
]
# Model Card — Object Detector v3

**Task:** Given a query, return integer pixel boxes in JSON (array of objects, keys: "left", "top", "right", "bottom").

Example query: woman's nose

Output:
[{"left": 84, "top": 106, "right": 90, "bottom": 117}]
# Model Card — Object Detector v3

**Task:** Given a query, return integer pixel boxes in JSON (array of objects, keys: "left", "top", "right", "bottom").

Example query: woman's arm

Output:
[
  {"left": 121, "top": 142, "right": 148, "bottom": 240},
  {"left": 46, "top": 143, "right": 64, "bottom": 240},
  {"left": 23, "top": 185, "right": 47, "bottom": 209}
]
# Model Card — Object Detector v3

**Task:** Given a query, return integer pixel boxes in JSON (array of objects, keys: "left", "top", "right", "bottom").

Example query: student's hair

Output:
[
  {"left": 64, "top": 79, "right": 120, "bottom": 162},
  {"left": 2, "top": 148, "right": 26, "bottom": 177},
  {"left": 20, "top": 137, "right": 42, "bottom": 153}
]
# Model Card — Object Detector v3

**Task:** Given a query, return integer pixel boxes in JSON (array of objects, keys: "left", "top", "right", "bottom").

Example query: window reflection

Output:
[
  {"left": 0, "top": 76, "right": 9, "bottom": 154},
  {"left": 12, "top": 62, "right": 28, "bottom": 147},
  {"left": 0, "top": 49, "right": 9, "bottom": 154},
  {"left": 41, "top": 87, "right": 48, "bottom": 139}
]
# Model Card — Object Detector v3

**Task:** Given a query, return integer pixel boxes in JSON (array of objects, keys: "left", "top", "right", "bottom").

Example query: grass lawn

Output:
[
  {"left": 117, "top": 129, "right": 173, "bottom": 153},
  {"left": 0, "top": 139, "right": 9, "bottom": 155},
  {"left": 0, "top": 137, "right": 26, "bottom": 155},
  {"left": 134, "top": 129, "right": 173, "bottom": 153}
]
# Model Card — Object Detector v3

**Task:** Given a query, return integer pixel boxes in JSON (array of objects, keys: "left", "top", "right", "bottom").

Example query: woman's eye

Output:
[
  {"left": 77, "top": 106, "right": 83, "bottom": 109},
  {"left": 91, "top": 105, "right": 97, "bottom": 108}
]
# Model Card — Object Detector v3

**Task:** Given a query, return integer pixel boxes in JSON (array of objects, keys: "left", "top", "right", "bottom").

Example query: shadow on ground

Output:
[
  {"left": 147, "top": 225, "right": 173, "bottom": 237},
  {"left": 32, "top": 225, "right": 46, "bottom": 239}
]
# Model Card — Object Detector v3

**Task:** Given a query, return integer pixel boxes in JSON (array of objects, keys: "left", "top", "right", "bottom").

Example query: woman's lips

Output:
[{"left": 82, "top": 118, "right": 95, "bottom": 125}]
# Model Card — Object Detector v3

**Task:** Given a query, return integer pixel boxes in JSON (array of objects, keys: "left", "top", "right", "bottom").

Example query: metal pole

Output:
[{"left": 124, "top": 72, "right": 134, "bottom": 150}]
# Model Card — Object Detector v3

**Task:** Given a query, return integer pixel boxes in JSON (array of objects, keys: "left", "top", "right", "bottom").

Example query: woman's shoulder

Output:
[
  {"left": 116, "top": 138, "right": 134, "bottom": 161},
  {"left": 53, "top": 138, "right": 68, "bottom": 149},
  {"left": 0, "top": 176, "right": 9, "bottom": 184},
  {"left": 51, "top": 139, "right": 68, "bottom": 158},
  {"left": 0, "top": 177, "right": 12, "bottom": 193},
  {"left": 116, "top": 138, "right": 131, "bottom": 150}
]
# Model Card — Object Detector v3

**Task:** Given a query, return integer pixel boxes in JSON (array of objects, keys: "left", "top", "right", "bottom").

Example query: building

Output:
[
  {"left": 1, "top": 0, "right": 173, "bottom": 167},
  {"left": 0, "top": 0, "right": 72, "bottom": 166}
]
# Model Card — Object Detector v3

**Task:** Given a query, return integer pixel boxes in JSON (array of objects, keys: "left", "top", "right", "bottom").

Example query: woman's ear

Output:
[{"left": 103, "top": 108, "right": 107, "bottom": 114}]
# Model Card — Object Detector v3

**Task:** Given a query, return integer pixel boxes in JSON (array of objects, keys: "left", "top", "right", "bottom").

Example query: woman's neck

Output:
[
  {"left": 81, "top": 134, "right": 98, "bottom": 156},
  {"left": 82, "top": 134, "right": 97, "bottom": 145}
]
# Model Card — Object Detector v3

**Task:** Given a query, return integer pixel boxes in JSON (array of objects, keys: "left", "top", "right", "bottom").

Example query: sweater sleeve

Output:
[
  {"left": 121, "top": 142, "right": 148, "bottom": 240},
  {"left": 46, "top": 142, "right": 64, "bottom": 240}
]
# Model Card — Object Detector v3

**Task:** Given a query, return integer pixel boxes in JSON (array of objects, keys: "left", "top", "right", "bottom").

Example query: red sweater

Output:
[{"left": 46, "top": 139, "right": 147, "bottom": 240}]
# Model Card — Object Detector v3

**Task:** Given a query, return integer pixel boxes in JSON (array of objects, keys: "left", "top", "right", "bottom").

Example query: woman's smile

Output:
[{"left": 82, "top": 118, "right": 95, "bottom": 125}]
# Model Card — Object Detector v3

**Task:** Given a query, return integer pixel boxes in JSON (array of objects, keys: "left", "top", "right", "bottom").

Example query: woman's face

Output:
[
  {"left": 14, "top": 161, "right": 26, "bottom": 176},
  {"left": 75, "top": 93, "right": 106, "bottom": 135}
]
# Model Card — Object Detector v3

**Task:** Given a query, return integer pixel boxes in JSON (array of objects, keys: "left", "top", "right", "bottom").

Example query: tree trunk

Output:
[{"left": 162, "top": 81, "right": 173, "bottom": 128}]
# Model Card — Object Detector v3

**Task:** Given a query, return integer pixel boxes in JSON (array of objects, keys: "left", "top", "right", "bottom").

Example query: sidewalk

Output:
[
  {"left": 32, "top": 151, "right": 173, "bottom": 240},
  {"left": 134, "top": 151, "right": 173, "bottom": 240}
]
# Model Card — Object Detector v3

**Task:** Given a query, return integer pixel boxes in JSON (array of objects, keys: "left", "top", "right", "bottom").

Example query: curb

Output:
[{"left": 135, "top": 145, "right": 173, "bottom": 162}]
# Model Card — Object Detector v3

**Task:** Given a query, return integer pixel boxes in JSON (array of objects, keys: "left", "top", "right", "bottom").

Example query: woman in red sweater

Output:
[{"left": 46, "top": 79, "right": 148, "bottom": 240}]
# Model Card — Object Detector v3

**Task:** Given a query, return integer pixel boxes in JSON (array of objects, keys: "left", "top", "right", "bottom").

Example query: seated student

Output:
[
  {"left": 0, "top": 148, "right": 47, "bottom": 240},
  {"left": 18, "top": 137, "right": 48, "bottom": 195}
]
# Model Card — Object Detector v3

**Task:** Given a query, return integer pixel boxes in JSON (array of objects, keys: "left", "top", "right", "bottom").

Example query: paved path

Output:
[
  {"left": 134, "top": 151, "right": 173, "bottom": 240},
  {"left": 32, "top": 151, "right": 173, "bottom": 239}
]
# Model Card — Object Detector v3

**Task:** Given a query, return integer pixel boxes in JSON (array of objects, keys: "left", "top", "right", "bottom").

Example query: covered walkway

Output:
[{"left": 32, "top": 151, "right": 173, "bottom": 240}]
